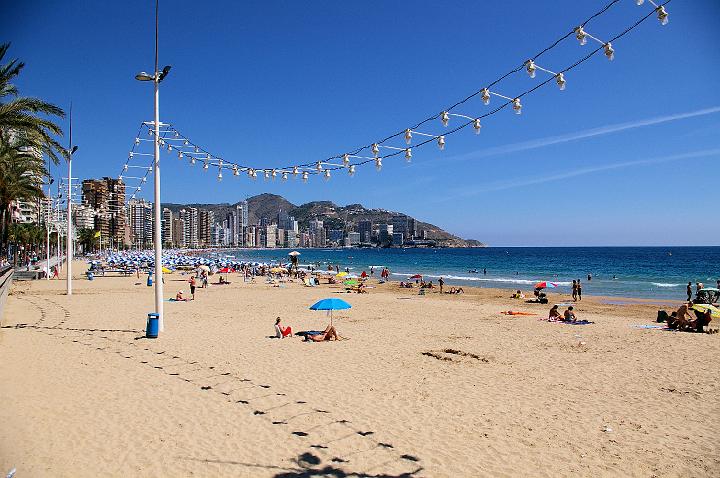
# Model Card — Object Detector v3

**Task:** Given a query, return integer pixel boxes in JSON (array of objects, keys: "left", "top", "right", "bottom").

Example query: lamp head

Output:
[
  {"left": 135, "top": 71, "right": 155, "bottom": 81},
  {"left": 158, "top": 65, "right": 172, "bottom": 82},
  {"left": 70, "top": 146, "right": 78, "bottom": 154}
]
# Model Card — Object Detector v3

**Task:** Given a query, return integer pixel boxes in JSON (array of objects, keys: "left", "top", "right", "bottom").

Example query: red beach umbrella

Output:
[
  {"left": 409, "top": 274, "right": 423, "bottom": 279},
  {"left": 534, "top": 281, "right": 558, "bottom": 289}
]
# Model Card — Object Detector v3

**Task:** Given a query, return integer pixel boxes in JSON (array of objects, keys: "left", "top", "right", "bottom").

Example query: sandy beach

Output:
[{"left": 1, "top": 261, "right": 719, "bottom": 477}]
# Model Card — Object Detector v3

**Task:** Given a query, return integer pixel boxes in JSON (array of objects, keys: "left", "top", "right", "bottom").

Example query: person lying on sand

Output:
[
  {"left": 446, "top": 287, "right": 464, "bottom": 294},
  {"left": 305, "top": 325, "right": 341, "bottom": 342},
  {"left": 174, "top": 290, "right": 191, "bottom": 301},
  {"left": 549, "top": 305, "right": 563, "bottom": 321},
  {"left": 563, "top": 306, "right": 577, "bottom": 323}
]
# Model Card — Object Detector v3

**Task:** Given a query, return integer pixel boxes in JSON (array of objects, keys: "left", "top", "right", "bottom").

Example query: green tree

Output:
[
  {"left": 0, "top": 43, "right": 67, "bottom": 164},
  {"left": 77, "top": 228, "right": 99, "bottom": 253}
]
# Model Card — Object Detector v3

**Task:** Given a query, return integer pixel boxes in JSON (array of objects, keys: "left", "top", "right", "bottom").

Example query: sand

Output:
[{"left": 1, "top": 261, "right": 718, "bottom": 477}]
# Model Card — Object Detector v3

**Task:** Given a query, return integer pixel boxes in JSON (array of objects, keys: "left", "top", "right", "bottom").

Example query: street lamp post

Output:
[
  {"left": 66, "top": 104, "right": 78, "bottom": 295},
  {"left": 136, "top": 0, "right": 171, "bottom": 332}
]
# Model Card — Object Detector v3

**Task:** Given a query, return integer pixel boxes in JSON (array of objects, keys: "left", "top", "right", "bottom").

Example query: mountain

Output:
[{"left": 163, "top": 194, "right": 484, "bottom": 247}]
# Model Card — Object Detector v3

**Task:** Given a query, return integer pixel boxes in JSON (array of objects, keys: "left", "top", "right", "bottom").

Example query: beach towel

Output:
[
  {"left": 630, "top": 324, "right": 665, "bottom": 329},
  {"left": 563, "top": 320, "right": 594, "bottom": 325},
  {"left": 500, "top": 311, "right": 536, "bottom": 316}
]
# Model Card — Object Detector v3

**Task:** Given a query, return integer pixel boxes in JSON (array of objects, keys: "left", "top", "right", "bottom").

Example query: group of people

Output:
[
  {"left": 548, "top": 304, "right": 579, "bottom": 322},
  {"left": 664, "top": 301, "right": 713, "bottom": 333},
  {"left": 686, "top": 280, "right": 720, "bottom": 301},
  {"left": 571, "top": 280, "right": 583, "bottom": 301}
]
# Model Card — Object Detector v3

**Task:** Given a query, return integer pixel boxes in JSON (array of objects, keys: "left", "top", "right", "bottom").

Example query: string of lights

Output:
[{"left": 121, "top": 0, "right": 671, "bottom": 188}]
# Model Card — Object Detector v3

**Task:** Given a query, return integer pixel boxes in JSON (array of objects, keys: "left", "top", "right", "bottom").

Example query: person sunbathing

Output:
[
  {"left": 563, "top": 306, "right": 577, "bottom": 323},
  {"left": 306, "top": 325, "right": 340, "bottom": 341},
  {"left": 549, "top": 305, "right": 562, "bottom": 321},
  {"left": 175, "top": 290, "right": 191, "bottom": 301},
  {"left": 511, "top": 290, "right": 525, "bottom": 299},
  {"left": 275, "top": 317, "right": 293, "bottom": 338}
]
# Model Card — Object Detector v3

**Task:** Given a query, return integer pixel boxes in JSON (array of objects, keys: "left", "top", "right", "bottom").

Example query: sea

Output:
[{"left": 213, "top": 247, "right": 719, "bottom": 300}]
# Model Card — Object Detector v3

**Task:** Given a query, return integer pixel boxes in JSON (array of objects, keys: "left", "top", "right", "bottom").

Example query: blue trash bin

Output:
[
  {"left": 147, "top": 274, "right": 153, "bottom": 286},
  {"left": 86, "top": 271, "right": 94, "bottom": 281},
  {"left": 146, "top": 313, "right": 159, "bottom": 338}
]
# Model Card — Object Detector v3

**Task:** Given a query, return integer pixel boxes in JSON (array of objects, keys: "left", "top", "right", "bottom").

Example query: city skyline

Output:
[{"left": 4, "top": 1, "right": 720, "bottom": 246}]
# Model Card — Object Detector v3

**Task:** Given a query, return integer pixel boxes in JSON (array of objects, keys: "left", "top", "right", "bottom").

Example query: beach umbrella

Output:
[
  {"left": 198, "top": 265, "right": 210, "bottom": 272},
  {"left": 288, "top": 251, "right": 301, "bottom": 256},
  {"left": 309, "top": 298, "right": 352, "bottom": 326},
  {"left": 692, "top": 303, "right": 720, "bottom": 319},
  {"left": 270, "top": 267, "right": 286, "bottom": 273},
  {"left": 336, "top": 271, "right": 348, "bottom": 278},
  {"left": 534, "top": 281, "right": 558, "bottom": 289},
  {"left": 161, "top": 266, "right": 172, "bottom": 273},
  {"left": 409, "top": 274, "right": 423, "bottom": 279},
  {"left": 218, "top": 267, "right": 234, "bottom": 273}
]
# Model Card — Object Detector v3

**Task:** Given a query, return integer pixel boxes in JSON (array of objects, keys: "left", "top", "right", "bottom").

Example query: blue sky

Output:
[{"left": 4, "top": 0, "right": 720, "bottom": 246}]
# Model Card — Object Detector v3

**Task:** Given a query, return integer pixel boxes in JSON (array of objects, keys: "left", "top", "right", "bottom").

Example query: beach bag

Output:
[{"left": 657, "top": 310, "right": 669, "bottom": 323}]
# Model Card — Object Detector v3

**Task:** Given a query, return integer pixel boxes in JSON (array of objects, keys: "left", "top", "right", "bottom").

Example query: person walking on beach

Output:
[
  {"left": 572, "top": 280, "right": 578, "bottom": 301},
  {"left": 577, "top": 279, "right": 582, "bottom": 301},
  {"left": 189, "top": 276, "right": 196, "bottom": 300},
  {"left": 687, "top": 282, "right": 693, "bottom": 301},
  {"left": 438, "top": 277, "right": 444, "bottom": 294}
]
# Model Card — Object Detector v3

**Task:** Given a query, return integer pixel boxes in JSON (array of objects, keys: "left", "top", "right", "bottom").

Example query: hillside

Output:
[{"left": 163, "top": 194, "right": 484, "bottom": 247}]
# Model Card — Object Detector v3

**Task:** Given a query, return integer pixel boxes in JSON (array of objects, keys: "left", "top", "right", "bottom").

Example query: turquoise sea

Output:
[{"left": 215, "top": 247, "right": 719, "bottom": 300}]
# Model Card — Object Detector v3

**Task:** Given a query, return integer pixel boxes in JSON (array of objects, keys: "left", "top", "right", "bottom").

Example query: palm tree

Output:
[
  {"left": 0, "top": 43, "right": 67, "bottom": 164},
  {"left": 77, "top": 228, "right": 99, "bottom": 253}
]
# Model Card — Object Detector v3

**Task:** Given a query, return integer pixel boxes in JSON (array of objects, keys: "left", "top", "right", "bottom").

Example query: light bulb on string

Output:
[
  {"left": 604, "top": 42, "right": 614, "bottom": 61},
  {"left": 375, "top": 157, "right": 382, "bottom": 171},
  {"left": 481, "top": 88, "right": 490, "bottom": 105},
  {"left": 183, "top": 140, "right": 189, "bottom": 146},
  {"left": 129, "top": 152, "right": 134, "bottom": 158},
  {"left": 190, "top": 156, "right": 196, "bottom": 165},
  {"left": 441, "top": 111, "right": 449, "bottom": 127},
  {"left": 556, "top": 73, "right": 566, "bottom": 90},
  {"left": 574, "top": 26, "right": 587, "bottom": 45},
  {"left": 513, "top": 98, "right": 522, "bottom": 115},
  {"left": 148, "top": 129, "right": 152, "bottom": 136},
  {"left": 525, "top": 60, "right": 536, "bottom": 78},
  {"left": 141, "top": 177, "right": 147, "bottom": 183},
  {"left": 178, "top": 151, "right": 183, "bottom": 159},
  {"left": 372, "top": 143, "right": 379, "bottom": 156},
  {"left": 405, "top": 148, "right": 412, "bottom": 162},
  {"left": 233, "top": 165, "right": 239, "bottom": 176},
  {"left": 159, "top": 139, "right": 165, "bottom": 146},
  {"left": 271, "top": 169, "right": 277, "bottom": 180},
  {"left": 473, "top": 118, "right": 482, "bottom": 134},
  {"left": 348, "top": 165, "right": 356, "bottom": 177},
  {"left": 264, "top": 170, "right": 270, "bottom": 181},
  {"left": 405, "top": 129, "right": 412, "bottom": 145},
  {"left": 203, "top": 159, "right": 209, "bottom": 170},
  {"left": 217, "top": 169, "right": 223, "bottom": 182},
  {"left": 657, "top": 6, "right": 668, "bottom": 25},
  {"left": 123, "top": 164, "right": 128, "bottom": 171},
  {"left": 292, "top": 166, "right": 299, "bottom": 178},
  {"left": 167, "top": 144, "right": 172, "bottom": 151},
  {"left": 636, "top": 0, "right": 644, "bottom": 4},
  {"left": 194, "top": 146, "right": 199, "bottom": 154},
  {"left": 134, "top": 138, "right": 140, "bottom": 145},
  {"left": 302, "top": 171, "right": 309, "bottom": 183},
  {"left": 316, "top": 162, "right": 323, "bottom": 172},
  {"left": 343, "top": 154, "right": 350, "bottom": 166},
  {"left": 437, "top": 136, "right": 445, "bottom": 150},
  {"left": 324, "top": 170, "right": 331, "bottom": 181},
  {"left": 281, "top": 172, "right": 288, "bottom": 181}
]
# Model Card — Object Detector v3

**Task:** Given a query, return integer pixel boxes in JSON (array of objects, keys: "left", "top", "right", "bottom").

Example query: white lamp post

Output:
[
  {"left": 136, "top": 0, "right": 170, "bottom": 332},
  {"left": 66, "top": 105, "right": 78, "bottom": 295}
]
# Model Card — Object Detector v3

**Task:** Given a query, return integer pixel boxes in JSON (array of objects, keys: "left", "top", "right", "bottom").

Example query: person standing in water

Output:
[{"left": 687, "top": 282, "right": 693, "bottom": 301}]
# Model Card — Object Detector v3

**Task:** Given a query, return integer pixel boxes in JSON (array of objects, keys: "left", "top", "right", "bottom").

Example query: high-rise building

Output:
[
  {"left": 162, "top": 208, "right": 173, "bottom": 247},
  {"left": 197, "top": 209, "right": 214, "bottom": 247},
  {"left": 328, "top": 229, "right": 344, "bottom": 244},
  {"left": 378, "top": 224, "right": 394, "bottom": 246},
  {"left": 82, "top": 177, "right": 126, "bottom": 246},
  {"left": 309, "top": 219, "right": 325, "bottom": 248},
  {"left": 347, "top": 232, "right": 361, "bottom": 245},
  {"left": 265, "top": 224, "right": 277, "bottom": 248},
  {"left": 128, "top": 199, "right": 153, "bottom": 248},
  {"left": 358, "top": 220, "right": 372, "bottom": 243},
  {"left": 179, "top": 208, "right": 198, "bottom": 248},
  {"left": 172, "top": 217, "right": 185, "bottom": 248},
  {"left": 73, "top": 204, "right": 96, "bottom": 230}
]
